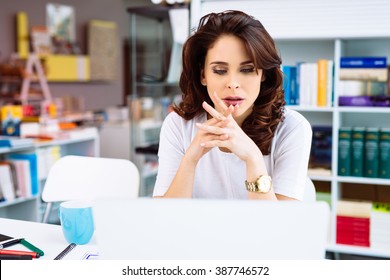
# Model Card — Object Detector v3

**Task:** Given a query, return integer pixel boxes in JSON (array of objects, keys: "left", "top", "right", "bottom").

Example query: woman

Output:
[{"left": 153, "top": 10, "right": 312, "bottom": 201}]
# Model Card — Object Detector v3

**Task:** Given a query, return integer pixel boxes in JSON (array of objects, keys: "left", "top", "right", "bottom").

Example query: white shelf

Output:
[
  {"left": 337, "top": 107, "right": 390, "bottom": 114},
  {"left": 0, "top": 128, "right": 100, "bottom": 222},
  {"left": 327, "top": 244, "right": 390, "bottom": 259},
  {"left": 0, "top": 195, "right": 38, "bottom": 208},
  {"left": 337, "top": 176, "right": 390, "bottom": 186},
  {"left": 288, "top": 105, "right": 334, "bottom": 112}
]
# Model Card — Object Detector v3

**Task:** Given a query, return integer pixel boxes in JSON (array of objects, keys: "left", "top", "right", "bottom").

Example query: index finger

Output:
[{"left": 202, "top": 101, "right": 226, "bottom": 121}]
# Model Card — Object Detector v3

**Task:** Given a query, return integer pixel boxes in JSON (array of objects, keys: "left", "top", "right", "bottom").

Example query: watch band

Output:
[
  {"left": 245, "top": 175, "right": 272, "bottom": 193},
  {"left": 245, "top": 181, "right": 261, "bottom": 192}
]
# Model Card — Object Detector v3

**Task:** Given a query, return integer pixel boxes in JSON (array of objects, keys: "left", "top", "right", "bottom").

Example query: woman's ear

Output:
[{"left": 200, "top": 69, "right": 207, "bottom": 86}]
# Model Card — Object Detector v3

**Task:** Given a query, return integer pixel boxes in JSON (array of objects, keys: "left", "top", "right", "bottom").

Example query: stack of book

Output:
[
  {"left": 338, "top": 56, "right": 389, "bottom": 107},
  {"left": 338, "top": 127, "right": 390, "bottom": 179},
  {"left": 371, "top": 203, "right": 390, "bottom": 251},
  {"left": 0, "top": 152, "right": 40, "bottom": 203},
  {"left": 281, "top": 59, "right": 334, "bottom": 107},
  {"left": 336, "top": 200, "right": 372, "bottom": 247}
]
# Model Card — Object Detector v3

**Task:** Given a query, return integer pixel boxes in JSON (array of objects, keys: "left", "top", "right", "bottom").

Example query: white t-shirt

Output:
[{"left": 153, "top": 108, "right": 312, "bottom": 200}]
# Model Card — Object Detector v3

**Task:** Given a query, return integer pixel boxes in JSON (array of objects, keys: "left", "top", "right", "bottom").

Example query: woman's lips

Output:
[{"left": 223, "top": 97, "right": 244, "bottom": 107}]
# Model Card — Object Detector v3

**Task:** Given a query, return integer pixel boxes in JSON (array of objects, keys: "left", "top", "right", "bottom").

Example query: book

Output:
[
  {"left": 336, "top": 200, "right": 372, "bottom": 218},
  {"left": 364, "top": 127, "right": 379, "bottom": 178},
  {"left": 0, "top": 136, "right": 34, "bottom": 148},
  {"left": 294, "top": 61, "right": 305, "bottom": 105},
  {"left": 326, "top": 60, "right": 334, "bottom": 107},
  {"left": 282, "top": 65, "right": 297, "bottom": 105},
  {"left": 338, "top": 127, "right": 352, "bottom": 176},
  {"left": 6, "top": 153, "right": 38, "bottom": 196},
  {"left": 340, "top": 57, "right": 387, "bottom": 68},
  {"left": 8, "top": 159, "right": 32, "bottom": 198},
  {"left": 379, "top": 128, "right": 390, "bottom": 179},
  {"left": 351, "top": 127, "right": 365, "bottom": 177},
  {"left": 339, "top": 68, "right": 388, "bottom": 82},
  {"left": 299, "top": 62, "right": 318, "bottom": 106},
  {"left": 369, "top": 203, "right": 390, "bottom": 249},
  {"left": 317, "top": 59, "right": 328, "bottom": 107},
  {"left": 0, "top": 162, "right": 16, "bottom": 201},
  {"left": 310, "top": 126, "right": 332, "bottom": 169},
  {"left": 338, "top": 81, "right": 387, "bottom": 96},
  {"left": 338, "top": 95, "right": 390, "bottom": 107}
]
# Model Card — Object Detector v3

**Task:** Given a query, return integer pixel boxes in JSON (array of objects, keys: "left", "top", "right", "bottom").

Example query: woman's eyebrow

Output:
[
  {"left": 210, "top": 61, "right": 228, "bottom": 66},
  {"left": 209, "top": 60, "right": 253, "bottom": 66}
]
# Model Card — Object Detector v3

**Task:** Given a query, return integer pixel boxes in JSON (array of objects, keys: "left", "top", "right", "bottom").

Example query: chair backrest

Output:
[{"left": 42, "top": 155, "right": 140, "bottom": 203}]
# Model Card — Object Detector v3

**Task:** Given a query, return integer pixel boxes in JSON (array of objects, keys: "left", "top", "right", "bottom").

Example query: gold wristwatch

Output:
[{"left": 245, "top": 175, "right": 272, "bottom": 193}]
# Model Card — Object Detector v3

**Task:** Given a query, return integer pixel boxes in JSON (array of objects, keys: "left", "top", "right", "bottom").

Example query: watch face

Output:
[{"left": 259, "top": 176, "right": 272, "bottom": 193}]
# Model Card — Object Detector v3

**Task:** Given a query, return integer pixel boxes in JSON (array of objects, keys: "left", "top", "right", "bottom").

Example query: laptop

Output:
[{"left": 92, "top": 198, "right": 330, "bottom": 260}]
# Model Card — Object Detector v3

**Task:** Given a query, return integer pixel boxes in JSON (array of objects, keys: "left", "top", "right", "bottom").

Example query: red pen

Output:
[{"left": 0, "top": 249, "right": 40, "bottom": 258}]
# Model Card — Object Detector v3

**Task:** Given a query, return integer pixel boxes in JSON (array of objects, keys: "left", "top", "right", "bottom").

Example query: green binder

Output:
[
  {"left": 364, "top": 127, "right": 379, "bottom": 178},
  {"left": 338, "top": 127, "right": 352, "bottom": 176},
  {"left": 351, "top": 127, "right": 365, "bottom": 177},
  {"left": 379, "top": 128, "right": 390, "bottom": 179}
]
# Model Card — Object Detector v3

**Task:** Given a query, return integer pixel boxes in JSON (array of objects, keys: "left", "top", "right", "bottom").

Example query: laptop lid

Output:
[{"left": 92, "top": 198, "right": 330, "bottom": 260}]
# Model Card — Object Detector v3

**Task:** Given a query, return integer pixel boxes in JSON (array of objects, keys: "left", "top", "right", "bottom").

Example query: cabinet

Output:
[
  {"left": 192, "top": 0, "right": 390, "bottom": 258},
  {"left": 127, "top": 5, "right": 189, "bottom": 196},
  {"left": 0, "top": 127, "right": 99, "bottom": 222}
]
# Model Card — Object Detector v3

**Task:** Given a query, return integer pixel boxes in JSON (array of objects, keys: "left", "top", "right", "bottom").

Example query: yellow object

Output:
[
  {"left": 44, "top": 55, "right": 90, "bottom": 82},
  {"left": 17, "top": 12, "right": 29, "bottom": 59},
  {"left": 317, "top": 59, "right": 328, "bottom": 107},
  {"left": 1, "top": 105, "right": 23, "bottom": 136}
]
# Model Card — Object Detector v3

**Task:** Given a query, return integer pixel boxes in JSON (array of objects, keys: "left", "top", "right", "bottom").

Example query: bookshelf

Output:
[
  {"left": 127, "top": 5, "right": 188, "bottom": 196},
  {"left": 192, "top": 0, "right": 390, "bottom": 258},
  {"left": 0, "top": 127, "right": 99, "bottom": 222}
]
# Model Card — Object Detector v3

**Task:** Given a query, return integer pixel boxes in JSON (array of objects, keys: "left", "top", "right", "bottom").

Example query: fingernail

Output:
[{"left": 200, "top": 143, "right": 205, "bottom": 147}]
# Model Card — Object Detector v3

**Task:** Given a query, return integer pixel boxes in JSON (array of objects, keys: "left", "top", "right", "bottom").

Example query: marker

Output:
[
  {"left": 20, "top": 239, "right": 44, "bottom": 256},
  {"left": 0, "top": 238, "right": 23, "bottom": 249},
  {"left": 0, "top": 249, "right": 40, "bottom": 258},
  {"left": 0, "top": 254, "right": 33, "bottom": 260}
]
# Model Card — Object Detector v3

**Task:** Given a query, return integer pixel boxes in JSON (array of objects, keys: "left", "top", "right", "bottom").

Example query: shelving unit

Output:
[
  {"left": 0, "top": 127, "right": 99, "bottom": 222},
  {"left": 192, "top": 0, "right": 390, "bottom": 259},
  {"left": 127, "top": 5, "right": 188, "bottom": 196}
]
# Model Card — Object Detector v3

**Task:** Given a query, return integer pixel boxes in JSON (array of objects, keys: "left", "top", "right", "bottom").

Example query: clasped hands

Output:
[{"left": 188, "top": 92, "right": 260, "bottom": 163}]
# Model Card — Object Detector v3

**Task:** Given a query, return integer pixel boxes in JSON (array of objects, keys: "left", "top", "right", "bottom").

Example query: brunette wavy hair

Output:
[{"left": 173, "top": 10, "right": 285, "bottom": 155}]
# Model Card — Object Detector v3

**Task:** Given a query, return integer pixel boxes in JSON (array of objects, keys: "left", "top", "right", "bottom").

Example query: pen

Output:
[
  {"left": 54, "top": 243, "right": 77, "bottom": 260},
  {"left": 0, "top": 249, "right": 40, "bottom": 258},
  {"left": 0, "top": 254, "right": 33, "bottom": 260},
  {"left": 0, "top": 238, "right": 23, "bottom": 249},
  {"left": 20, "top": 239, "right": 44, "bottom": 256}
]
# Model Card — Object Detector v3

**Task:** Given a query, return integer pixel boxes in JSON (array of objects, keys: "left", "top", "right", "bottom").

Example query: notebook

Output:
[{"left": 92, "top": 198, "right": 330, "bottom": 260}]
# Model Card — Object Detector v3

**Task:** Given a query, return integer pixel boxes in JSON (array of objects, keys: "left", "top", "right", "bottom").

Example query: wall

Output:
[{"left": 0, "top": 0, "right": 152, "bottom": 111}]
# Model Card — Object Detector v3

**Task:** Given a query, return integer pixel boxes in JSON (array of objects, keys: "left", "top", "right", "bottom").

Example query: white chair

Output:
[{"left": 41, "top": 155, "right": 140, "bottom": 223}]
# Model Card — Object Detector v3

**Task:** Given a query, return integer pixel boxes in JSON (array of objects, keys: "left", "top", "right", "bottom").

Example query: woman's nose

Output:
[{"left": 226, "top": 77, "right": 240, "bottom": 89}]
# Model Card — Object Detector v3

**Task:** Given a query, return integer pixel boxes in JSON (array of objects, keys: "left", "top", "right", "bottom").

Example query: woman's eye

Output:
[
  {"left": 212, "top": 69, "right": 227, "bottom": 75},
  {"left": 241, "top": 68, "right": 255, "bottom": 73}
]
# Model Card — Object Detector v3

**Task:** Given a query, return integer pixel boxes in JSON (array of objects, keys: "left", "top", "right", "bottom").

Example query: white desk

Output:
[{"left": 0, "top": 218, "right": 98, "bottom": 260}]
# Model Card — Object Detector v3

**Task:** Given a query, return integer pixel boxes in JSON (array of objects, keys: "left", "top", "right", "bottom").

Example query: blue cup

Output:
[{"left": 59, "top": 200, "right": 95, "bottom": 245}]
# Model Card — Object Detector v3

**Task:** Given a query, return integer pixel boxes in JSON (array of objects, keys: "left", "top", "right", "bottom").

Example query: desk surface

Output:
[{"left": 0, "top": 218, "right": 98, "bottom": 260}]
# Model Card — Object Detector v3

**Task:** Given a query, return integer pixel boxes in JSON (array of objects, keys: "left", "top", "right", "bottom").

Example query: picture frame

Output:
[{"left": 46, "top": 3, "right": 75, "bottom": 43}]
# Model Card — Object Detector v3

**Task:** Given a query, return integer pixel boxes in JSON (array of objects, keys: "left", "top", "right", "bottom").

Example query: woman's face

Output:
[{"left": 201, "top": 34, "right": 263, "bottom": 125}]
